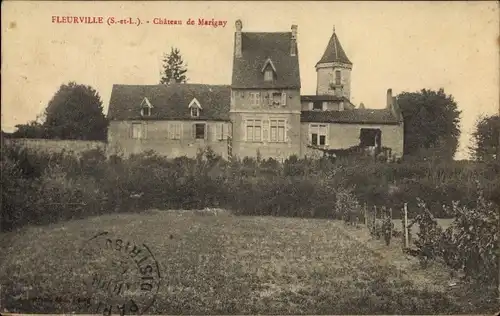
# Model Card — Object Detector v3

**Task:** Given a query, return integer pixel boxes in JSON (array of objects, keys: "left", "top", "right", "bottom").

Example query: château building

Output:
[{"left": 107, "top": 20, "right": 404, "bottom": 160}]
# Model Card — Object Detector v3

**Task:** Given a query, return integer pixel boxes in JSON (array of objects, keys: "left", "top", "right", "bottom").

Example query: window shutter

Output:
[
  {"left": 284, "top": 120, "right": 288, "bottom": 142},
  {"left": 218, "top": 123, "right": 223, "bottom": 140},
  {"left": 281, "top": 93, "right": 287, "bottom": 105},
  {"left": 244, "top": 121, "right": 247, "bottom": 141},
  {"left": 226, "top": 123, "right": 232, "bottom": 139},
  {"left": 167, "top": 123, "right": 173, "bottom": 139},
  {"left": 325, "top": 125, "right": 329, "bottom": 146},
  {"left": 192, "top": 124, "right": 196, "bottom": 139},
  {"left": 204, "top": 124, "right": 208, "bottom": 140},
  {"left": 210, "top": 123, "right": 216, "bottom": 141},
  {"left": 262, "top": 120, "right": 269, "bottom": 141}
]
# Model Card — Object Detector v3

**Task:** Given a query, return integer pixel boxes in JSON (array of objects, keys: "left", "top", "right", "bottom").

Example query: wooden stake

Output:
[
  {"left": 389, "top": 207, "right": 393, "bottom": 240},
  {"left": 401, "top": 208, "right": 405, "bottom": 248},
  {"left": 404, "top": 203, "right": 409, "bottom": 248},
  {"left": 364, "top": 203, "right": 367, "bottom": 226}
]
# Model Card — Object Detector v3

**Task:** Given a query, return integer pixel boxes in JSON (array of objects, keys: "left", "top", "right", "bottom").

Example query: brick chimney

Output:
[
  {"left": 291, "top": 24, "right": 298, "bottom": 56},
  {"left": 386, "top": 88, "right": 393, "bottom": 109},
  {"left": 386, "top": 88, "right": 402, "bottom": 121},
  {"left": 235, "top": 20, "right": 243, "bottom": 58}
]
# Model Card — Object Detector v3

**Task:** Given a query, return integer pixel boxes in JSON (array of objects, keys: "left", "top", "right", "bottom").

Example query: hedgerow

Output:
[{"left": 1, "top": 143, "right": 499, "bottom": 232}]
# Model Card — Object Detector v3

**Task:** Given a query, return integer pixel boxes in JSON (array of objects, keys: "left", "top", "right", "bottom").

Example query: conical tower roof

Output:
[{"left": 317, "top": 27, "right": 352, "bottom": 65}]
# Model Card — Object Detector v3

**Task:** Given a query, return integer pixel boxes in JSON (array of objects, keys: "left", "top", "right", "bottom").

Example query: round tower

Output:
[{"left": 315, "top": 26, "right": 352, "bottom": 99}]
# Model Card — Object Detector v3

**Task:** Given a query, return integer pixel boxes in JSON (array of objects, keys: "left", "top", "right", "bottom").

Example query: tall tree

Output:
[
  {"left": 43, "top": 82, "right": 108, "bottom": 140},
  {"left": 160, "top": 47, "right": 188, "bottom": 84},
  {"left": 470, "top": 114, "right": 500, "bottom": 162},
  {"left": 397, "top": 89, "right": 461, "bottom": 160}
]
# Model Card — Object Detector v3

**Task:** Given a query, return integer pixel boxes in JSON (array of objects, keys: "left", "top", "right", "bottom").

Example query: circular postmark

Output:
[{"left": 78, "top": 232, "right": 161, "bottom": 315}]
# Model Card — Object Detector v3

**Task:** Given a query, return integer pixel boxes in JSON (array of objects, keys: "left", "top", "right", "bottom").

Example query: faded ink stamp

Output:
[{"left": 77, "top": 232, "right": 161, "bottom": 315}]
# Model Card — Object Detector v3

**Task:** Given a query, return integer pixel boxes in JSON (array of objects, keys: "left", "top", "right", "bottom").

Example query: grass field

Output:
[{"left": 0, "top": 210, "right": 497, "bottom": 314}]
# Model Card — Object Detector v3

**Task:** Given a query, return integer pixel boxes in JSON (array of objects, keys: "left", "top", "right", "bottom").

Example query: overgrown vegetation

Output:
[
  {"left": 2, "top": 143, "right": 499, "bottom": 232},
  {"left": 1, "top": 142, "right": 499, "bottom": 312},
  {"left": 412, "top": 191, "right": 498, "bottom": 286}
]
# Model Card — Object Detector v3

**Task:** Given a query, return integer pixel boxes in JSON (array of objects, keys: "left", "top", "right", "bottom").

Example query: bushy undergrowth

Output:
[
  {"left": 1, "top": 143, "right": 499, "bottom": 232},
  {"left": 412, "top": 192, "right": 499, "bottom": 285}
]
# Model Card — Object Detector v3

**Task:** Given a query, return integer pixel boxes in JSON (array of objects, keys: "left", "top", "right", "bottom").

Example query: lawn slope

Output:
[{"left": 0, "top": 210, "right": 495, "bottom": 314}]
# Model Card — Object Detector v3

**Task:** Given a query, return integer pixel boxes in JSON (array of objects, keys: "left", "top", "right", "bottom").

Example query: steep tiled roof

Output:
[
  {"left": 301, "top": 109, "right": 400, "bottom": 125},
  {"left": 107, "top": 84, "right": 230, "bottom": 121},
  {"left": 232, "top": 32, "right": 300, "bottom": 89},
  {"left": 317, "top": 30, "right": 352, "bottom": 65}
]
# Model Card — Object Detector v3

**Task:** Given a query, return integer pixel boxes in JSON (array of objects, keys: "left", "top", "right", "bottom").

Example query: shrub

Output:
[
  {"left": 2, "top": 142, "right": 499, "bottom": 233},
  {"left": 411, "top": 188, "right": 498, "bottom": 284},
  {"left": 336, "top": 187, "right": 361, "bottom": 225}
]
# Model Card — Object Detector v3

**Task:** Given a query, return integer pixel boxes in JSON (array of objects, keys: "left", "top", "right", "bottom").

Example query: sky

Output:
[{"left": 2, "top": 1, "right": 498, "bottom": 159}]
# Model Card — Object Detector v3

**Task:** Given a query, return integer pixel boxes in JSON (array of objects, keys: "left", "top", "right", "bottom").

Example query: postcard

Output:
[{"left": 1, "top": 1, "right": 499, "bottom": 315}]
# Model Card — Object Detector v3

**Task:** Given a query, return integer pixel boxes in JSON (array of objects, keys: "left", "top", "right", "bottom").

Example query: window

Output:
[
  {"left": 191, "top": 107, "right": 200, "bottom": 117},
  {"left": 215, "top": 123, "right": 226, "bottom": 140},
  {"left": 141, "top": 107, "right": 151, "bottom": 117},
  {"left": 193, "top": 123, "right": 206, "bottom": 139},
  {"left": 270, "top": 92, "right": 287, "bottom": 106},
  {"left": 310, "top": 124, "right": 327, "bottom": 146},
  {"left": 335, "top": 70, "right": 341, "bottom": 85},
  {"left": 246, "top": 119, "right": 262, "bottom": 142},
  {"left": 168, "top": 122, "right": 181, "bottom": 140},
  {"left": 250, "top": 92, "right": 260, "bottom": 106},
  {"left": 131, "top": 123, "right": 144, "bottom": 139},
  {"left": 272, "top": 92, "right": 281, "bottom": 105},
  {"left": 313, "top": 101, "right": 322, "bottom": 111},
  {"left": 264, "top": 69, "right": 273, "bottom": 81},
  {"left": 270, "top": 119, "right": 286, "bottom": 142}
]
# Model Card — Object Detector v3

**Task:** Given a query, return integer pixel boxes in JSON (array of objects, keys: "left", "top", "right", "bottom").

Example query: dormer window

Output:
[
  {"left": 188, "top": 97, "right": 202, "bottom": 118},
  {"left": 261, "top": 58, "right": 277, "bottom": 82},
  {"left": 264, "top": 69, "right": 273, "bottom": 81},
  {"left": 191, "top": 107, "right": 199, "bottom": 117},
  {"left": 140, "top": 97, "right": 153, "bottom": 117}
]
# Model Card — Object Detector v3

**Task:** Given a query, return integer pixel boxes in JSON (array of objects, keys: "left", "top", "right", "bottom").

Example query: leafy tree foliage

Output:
[
  {"left": 470, "top": 114, "right": 500, "bottom": 162},
  {"left": 43, "top": 82, "right": 108, "bottom": 140},
  {"left": 11, "top": 113, "right": 47, "bottom": 139},
  {"left": 397, "top": 89, "right": 461, "bottom": 160},
  {"left": 12, "top": 121, "right": 47, "bottom": 139},
  {"left": 160, "top": 47, "right": 188, "bottom": 84}
]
